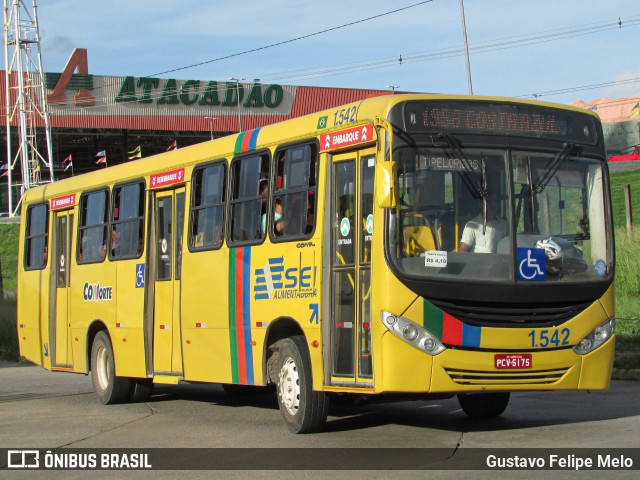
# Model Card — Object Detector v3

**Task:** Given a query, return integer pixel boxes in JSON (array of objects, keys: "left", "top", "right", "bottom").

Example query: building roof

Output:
[{"left": 571, "top": 97, "right": 639, "bottom": 124}]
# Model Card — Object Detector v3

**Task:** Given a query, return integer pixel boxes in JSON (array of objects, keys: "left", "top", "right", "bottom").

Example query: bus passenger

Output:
[
  {"left": 273, "top": 198, "right": 284, "bottom": 235},
  {"left": 459, "top": 194, "right": 507, "bottom": 253}
]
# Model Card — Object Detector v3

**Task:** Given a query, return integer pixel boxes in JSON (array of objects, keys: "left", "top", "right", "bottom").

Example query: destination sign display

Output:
[{"left": 403, "top": 101, "right": 598, "bottom": 144}]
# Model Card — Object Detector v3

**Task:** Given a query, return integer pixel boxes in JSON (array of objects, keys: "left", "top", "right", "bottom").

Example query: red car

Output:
[{"left": 609, "top": 145, "right": 640, "bottom": 162}]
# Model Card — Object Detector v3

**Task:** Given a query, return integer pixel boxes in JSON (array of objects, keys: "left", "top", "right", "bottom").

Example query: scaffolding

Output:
[{"left": 3, "top": 0, "right": 53, "bottom": 217}]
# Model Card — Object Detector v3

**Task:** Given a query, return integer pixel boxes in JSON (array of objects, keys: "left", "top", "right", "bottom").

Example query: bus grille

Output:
[
  {"left": 431, "top": 299, "right": 592, "bottom": 327},
  {"left": 444, "top": 367, "right": 569, "bottom": 386}
]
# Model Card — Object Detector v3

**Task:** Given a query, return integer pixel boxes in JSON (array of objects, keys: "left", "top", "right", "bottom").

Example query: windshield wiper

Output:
[
  {"left": 434, "top": 133, "right": 486, "bottom": 200},
  {"left": 527, "top": 142, "right": 582, "bottom": 232},
  {"left": 434, "top": 133, "right": 492, "bottom": 233},
  {"left": 532, "top": 142, "right": 582, "bottom": 194}
]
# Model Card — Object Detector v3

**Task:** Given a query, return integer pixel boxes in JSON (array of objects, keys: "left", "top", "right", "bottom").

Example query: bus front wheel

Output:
[
  {"left": 91, "top": 331, "right": 132, "bottom": 404},
  {"left": 457, "top": 392, "right": 510, "bottom": 419},
  {"left": 275, "top": 336, "right": 328, "bottom": 433}
]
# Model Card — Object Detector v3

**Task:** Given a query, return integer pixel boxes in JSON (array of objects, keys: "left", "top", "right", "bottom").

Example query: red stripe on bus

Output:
[
  {"left": 442, "top": 313, "right": 463, "bottom": 346},
  {"left": 241, "top": 129, "right": 254, "bottom": 152},
  {"left": 235, "top": 248, "right": 247, "bottom": 384}
]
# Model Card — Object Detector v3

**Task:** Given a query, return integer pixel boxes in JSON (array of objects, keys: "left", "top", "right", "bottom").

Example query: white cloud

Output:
[{"left": 603, "top": 71, "right": 640, "bottom": 99}]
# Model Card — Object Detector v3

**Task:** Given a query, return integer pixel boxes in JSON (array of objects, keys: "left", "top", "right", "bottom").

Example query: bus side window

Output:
[
  {"left": 272, "top": 143, "right": 317, "bottom": 239},
  {"left": 24, "top": 202, "right": 49, "bottom": 270},
  {"left": 190, "top": 162, "right": 226, "bottom": 250},
  {"left": 110, "top": 181, "right": 144, "bottom": 259},
  {"left": 78, "top": 189, "right": 109, "bottom": 264},
  {"left": 229, "top": 154, "right": 269, "bottom": 244}
]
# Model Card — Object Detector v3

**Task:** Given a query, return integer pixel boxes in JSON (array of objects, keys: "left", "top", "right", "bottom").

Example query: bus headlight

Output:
[
  {"left": 573, "top": 317, "right": 615, "bottom": 355},
  {"left": 381, "top": 311, "right": 446, "bottom": 356}
]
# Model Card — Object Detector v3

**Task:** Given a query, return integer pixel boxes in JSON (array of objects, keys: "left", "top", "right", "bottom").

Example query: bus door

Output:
[
  {"left": 152, "top": 188, "right": 186, "bottom": 375},
  {"left": 329, "top": 150, "right": 375, "bottom": 386},
  {"left": 50, "top": 209, "right": 74, "bottom": 367}
]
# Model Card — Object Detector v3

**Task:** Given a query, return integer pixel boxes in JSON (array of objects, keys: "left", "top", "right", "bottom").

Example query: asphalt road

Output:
[{"left": 1, "top": 360, "right": 639, "bottom": 479}]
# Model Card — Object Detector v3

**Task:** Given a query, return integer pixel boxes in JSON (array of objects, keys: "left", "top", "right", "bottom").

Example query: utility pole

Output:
[
  {"left": 459, "top": 0, "right": 474, "bottom": 95},
  {"left": 3, "top": 0, "right": 54, "bottom": 217},
  {"left": 229, "top": 77, "right": 245, "bottom": 132}
]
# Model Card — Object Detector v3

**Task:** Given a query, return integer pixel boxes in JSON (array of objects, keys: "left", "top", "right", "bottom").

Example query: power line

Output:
[
  {"left": 257, "top": 15, "right": 640, "bottom": 84},
  {"left": 145, "top": 1, "right": 435, "bottom": 78},
  {"left": 30, "top": 13, "right": 640, "bottom": 112},
  {"left": 518, "top": 77, "right": 640, "bottom": 99}
]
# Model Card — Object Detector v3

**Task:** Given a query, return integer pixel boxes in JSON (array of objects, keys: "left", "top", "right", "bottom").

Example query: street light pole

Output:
[
  {"left": 229, "top": 77, "right": 245, "bottom": 132},
  {"left": 386, "top": 85, "right": 399, "bottom": 93},
  {"left": 205, "top": 116, "right": 217, "bottom": 140},
  {"left": 459, "top": 0, "right": 473, "bottom": 95}
]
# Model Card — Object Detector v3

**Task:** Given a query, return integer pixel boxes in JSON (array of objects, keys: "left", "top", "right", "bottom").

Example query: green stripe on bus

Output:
[
  {"left": 228, "top": 249, "right": 239, "bottom": 383},
  {"left": 423, "top": 299, "right": 444, "bottom": 340},
  {"left": 234, "top": 133, "right": 246, "bottom": 155}
]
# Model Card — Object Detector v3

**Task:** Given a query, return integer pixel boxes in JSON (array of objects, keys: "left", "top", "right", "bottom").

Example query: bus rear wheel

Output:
[
  {"left": 276, "top": 336, "right": 328, "bottom": 433},
  {"left": 457, "top": 392, "right": 510, "bottom": 419},
  {"left": 91, "top": 331, "right": 132, "bottom": 404}
]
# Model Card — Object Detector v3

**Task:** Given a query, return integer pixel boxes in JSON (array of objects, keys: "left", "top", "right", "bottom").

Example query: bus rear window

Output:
[{"left": 24, "top": 203, "right": 48, "bottom": 270}]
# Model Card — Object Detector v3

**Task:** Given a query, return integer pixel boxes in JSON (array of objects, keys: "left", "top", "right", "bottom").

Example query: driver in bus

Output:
[{"left": 459, "top": 193, "right": 507, "bottom": 253}]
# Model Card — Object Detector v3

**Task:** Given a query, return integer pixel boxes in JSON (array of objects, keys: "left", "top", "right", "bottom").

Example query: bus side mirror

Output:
[{"left": 376, "top": 160, "right": 396, "bottom": 208}]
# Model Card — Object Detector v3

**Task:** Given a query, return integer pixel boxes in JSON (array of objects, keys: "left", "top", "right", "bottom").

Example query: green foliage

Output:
[
  {"left": 0, "top": 297, "right": 18, "bottom": 360},
  {"left": 609, "top": 169, "right": 640, "bottom": 229},
  {"left": 0, "top": 223, "right": 19, "bottom": 294},
  {"left": 0, "top": 224, "right": 20, "bottom": 360}
]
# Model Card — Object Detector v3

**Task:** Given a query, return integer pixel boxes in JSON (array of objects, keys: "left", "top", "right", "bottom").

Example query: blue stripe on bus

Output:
[
  {"left": 248, "top": 128, "right": 261, "bottom": 151},
  {"left": 461, "top": 324, "right": 482, "bottom": 348}
]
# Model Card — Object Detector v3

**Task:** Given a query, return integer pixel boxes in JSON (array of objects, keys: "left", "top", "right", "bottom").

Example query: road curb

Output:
[{"left": 611, "top": 368, "right": 640, "bottom": 381}]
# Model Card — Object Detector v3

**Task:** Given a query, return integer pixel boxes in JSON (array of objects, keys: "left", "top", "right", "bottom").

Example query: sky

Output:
[{"left": 35, "top": 0, "right": 639, "bottom": 106}]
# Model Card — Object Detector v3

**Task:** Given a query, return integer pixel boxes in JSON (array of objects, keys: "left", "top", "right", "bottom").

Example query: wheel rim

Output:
[
  {"left": 278, "top": 356, "right": 300, "bottom": 416},
  {"left": 95, "top": 345, "right": 110, "bottom": 391}
]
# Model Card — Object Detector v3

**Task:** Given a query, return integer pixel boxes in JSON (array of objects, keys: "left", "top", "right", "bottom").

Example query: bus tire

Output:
[
  {"left": 457, "top": 392, "right": 510, "bottom": 419},
  {"left": 276, "top": 335, "right": 328, "bottom": 433},
  {"left": 90, "top": 331, "right": 132, "bottom": 404}
]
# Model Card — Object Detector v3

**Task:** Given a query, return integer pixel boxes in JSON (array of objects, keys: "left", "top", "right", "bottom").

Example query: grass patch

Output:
[
  {"left": 0, "top": 223, "right": 19, "bottom": 294},
  {"left": 0, "top": 297, "right": 18, "bottom": 361}
]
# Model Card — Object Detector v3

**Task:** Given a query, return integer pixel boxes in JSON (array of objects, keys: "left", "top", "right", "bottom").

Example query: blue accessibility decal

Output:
[{"left": 517, "top": 248, "right": 546, "bottom": 281}]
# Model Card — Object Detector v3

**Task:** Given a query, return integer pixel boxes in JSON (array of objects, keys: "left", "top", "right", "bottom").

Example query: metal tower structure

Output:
[{"left": 4, "top": 0, "right": 54, "bottom": 217}]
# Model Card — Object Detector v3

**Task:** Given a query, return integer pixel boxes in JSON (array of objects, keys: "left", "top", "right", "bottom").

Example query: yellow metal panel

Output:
[
  {"left": 180, "top": 245, "right": 231, "bottom": 383},
  {"left": 380, "top": 332, "right": 432, "bottom": 393},
  {"left": 112, "top": 259, "right": 147, "bottom": 378},
  {"left": 477, "top": 301, "right": 609, "bottom": 351},
  {"left": 430, "top": 348, "right": 582, "bottom": 393},
  {"left": 153, "top": 374, "right": 180, "bottom": 385},
  {"left": 579, "top": 336, "right": 615, "bottom": 389},
  {"left": 599, "top": 284, "right": 615, "bottom": 319},
  {"left": 17, "top": 270, "right": 45, "bottom": 366}
]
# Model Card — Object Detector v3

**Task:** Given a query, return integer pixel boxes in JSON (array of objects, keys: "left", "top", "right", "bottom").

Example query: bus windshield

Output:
[{"left": 388, "top": 145, "right": 612, "bottom": 284}]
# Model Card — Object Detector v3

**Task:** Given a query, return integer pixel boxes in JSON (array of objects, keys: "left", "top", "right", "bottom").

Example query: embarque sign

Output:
[{"left": 320, "top": 124, "right": 375, "bottom": 152}]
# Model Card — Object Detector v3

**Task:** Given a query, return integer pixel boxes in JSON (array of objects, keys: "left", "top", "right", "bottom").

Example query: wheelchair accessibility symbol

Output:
[
  {"left": 136, "top": 263, "right": 145, "bottom": 288},
  {"left": 517, "top": 248, "right": 546, "bottom": 281}
]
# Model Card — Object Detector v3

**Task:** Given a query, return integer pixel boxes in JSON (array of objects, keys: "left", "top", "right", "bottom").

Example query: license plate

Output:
[{"left": 494, "top": 353, "right": 532, "bottom": 369}]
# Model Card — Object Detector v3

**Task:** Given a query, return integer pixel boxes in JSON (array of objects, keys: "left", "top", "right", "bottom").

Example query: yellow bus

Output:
[{"left": 17, "top": 94, "right": 615, "bottom": 433}]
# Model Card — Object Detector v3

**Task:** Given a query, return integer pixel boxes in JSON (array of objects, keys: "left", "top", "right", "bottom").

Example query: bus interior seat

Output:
[
  {"left": 438, "top": 210, "right": 456, "bottom": 251},
  {"left": 404, "top": 224, "right": 437, "bottom": 256}
]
